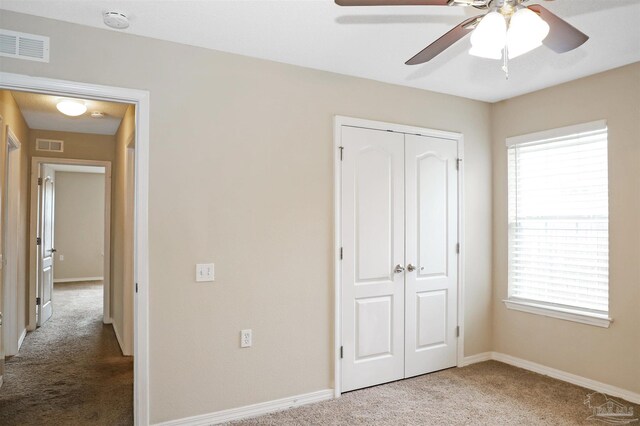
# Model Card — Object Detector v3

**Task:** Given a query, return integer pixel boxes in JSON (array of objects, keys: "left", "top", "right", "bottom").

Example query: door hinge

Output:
[
  {"left": 37, "top": 177, "right": 43, "bottom": 185},
  {"left": 36, "top": 297, "right": 41, "bottom": 306},
  {"left": 36, "top": 237, "right": 42, "bottom": 246},
  {"left": 456, "top": 158, "right": 462, "bottom": 171},
  {"left": 456, "top": 326, "right": 460, "bottom": 338},
  {"left": 339, "top": 146, "right": 344, "bottom": 161},
  {"left": 340, "top": 247, "right": 343, "bottom": 260},
  {"left": 340, "top": 346, "right": 344, "bottom": 359},
  {"left": 135, "top": 282, "right": 138, "bottom": 293},
  {"left": 456, "top": 243, "right": 460, "bottom": 254}
]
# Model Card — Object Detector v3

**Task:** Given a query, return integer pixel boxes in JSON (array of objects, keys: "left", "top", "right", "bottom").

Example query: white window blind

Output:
[{"left": 507, "top": 121, "right": 609, "bottom": 315}]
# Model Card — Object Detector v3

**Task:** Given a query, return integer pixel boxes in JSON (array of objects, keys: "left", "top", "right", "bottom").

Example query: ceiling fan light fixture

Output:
[
  {"left": 56, "top": 99, "right": 87, "bottom": 117},
  {"left": 507, "top": 7, "right": 550, "bottom": 59},
  {"left": 469, "top": 11, "right": 506, "bottom": 60}
]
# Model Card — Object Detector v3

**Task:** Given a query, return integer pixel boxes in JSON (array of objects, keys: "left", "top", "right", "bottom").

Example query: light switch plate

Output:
[{"left": 196, "top": 263, "right": 214, "bottom": 282}]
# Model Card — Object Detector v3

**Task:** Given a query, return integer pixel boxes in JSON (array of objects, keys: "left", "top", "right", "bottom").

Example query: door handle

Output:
[
  {"left": 394, "top": 264, "right": 405, "bottom": 274},
  {"left": 407, "top": 264, "right": 416, "bottom": 272},
  {"left": 50, "top": 248, "right": 57, "bottom": 253}
]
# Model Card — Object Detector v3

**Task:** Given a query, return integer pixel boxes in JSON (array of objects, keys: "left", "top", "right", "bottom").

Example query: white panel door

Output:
[
  {"left": 404, "top": 134, "right": 458, "bottom": 377},
  {"left": 341, "top": 126, "right": 405, "bottom": 392},
  {"left": 37, "top": 165, "right": 55, "bottom": 327}
]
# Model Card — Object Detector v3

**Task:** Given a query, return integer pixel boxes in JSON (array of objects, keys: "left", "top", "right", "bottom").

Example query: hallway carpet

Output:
[
  {"left": 0, "top": 281, "right": 133, "bottom": 426},
  {"left": 231, "top": 361, "right": 640, "bottom": 425}
]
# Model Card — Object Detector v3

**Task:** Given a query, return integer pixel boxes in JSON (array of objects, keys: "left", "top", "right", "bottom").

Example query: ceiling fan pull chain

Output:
[{"left": 502, "top": 45, "right": 510, "bottom": 80}]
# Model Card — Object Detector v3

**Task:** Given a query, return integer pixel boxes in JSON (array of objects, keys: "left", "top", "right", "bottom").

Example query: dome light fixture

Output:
[{"left": 56, "top": 99, "right": 87, "bottom": 117}]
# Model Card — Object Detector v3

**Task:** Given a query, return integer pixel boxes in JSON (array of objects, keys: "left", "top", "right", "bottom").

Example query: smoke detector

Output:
[
  {"left": 103, "top": 11, "right": 129, "bottom": 29},
  {"left": 91, "top": 111, "right": 105, "bottom": 119}
]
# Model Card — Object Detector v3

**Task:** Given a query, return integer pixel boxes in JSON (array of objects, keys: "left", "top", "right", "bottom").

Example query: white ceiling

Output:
[
  {"left": 2, "top": 0, "right": 639, "bottom": 102},
  {"left": 11, "top": 91, "right": 128, "bottom": 135}
]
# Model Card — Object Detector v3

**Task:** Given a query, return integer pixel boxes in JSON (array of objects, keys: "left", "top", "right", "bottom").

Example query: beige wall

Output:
[
  {"left": 53, "top": 171, "right": 105, "bottom": 281},
  {"left": 112, "top": 104, "right": 135, "bottom": 355},
  {"left": 491, "top": 63, "right": 640, "bottom": 394},
  {"left": 0, "top": 90, "right": 30, "bottom": 355},
  {"left": 29, "top": 129, "right": 115, "bottom": 162},
  {"left": 0, "top": 11, "right": 493, "bottom": 423}
]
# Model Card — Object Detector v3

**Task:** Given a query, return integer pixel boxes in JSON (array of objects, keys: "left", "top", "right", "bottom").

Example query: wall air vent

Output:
[
  {"left": 36, "top": 139, "right": 64, "bottom": 153},
  {"left": 0, "top": 29, "right": 50, "bottom": 63}
]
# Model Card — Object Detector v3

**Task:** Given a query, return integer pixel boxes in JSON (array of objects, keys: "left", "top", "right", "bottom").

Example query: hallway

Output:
[{"left": 0, "top": 281, "right": 133, "bottom": 425}]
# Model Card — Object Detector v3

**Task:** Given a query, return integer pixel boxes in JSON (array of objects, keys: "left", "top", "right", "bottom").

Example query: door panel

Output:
[
  {"left": 404, "top": 134, "right": 458, "bottom": 378},
  {"left": 355, "top": 148, "right": 394, "bottom": 283},
  {"left": 37, "top": 165, "right": 55, "bottom": 326},
  {"left": 341, "top": 126, "right": 405, "bottom": 392},
  {"left": 355, "top": 296, "right": 392, "bottom": 359},
  {"left": 416, "top": 290, "right": 447, "bottom": 348},
  {"left": 417, "top": 154, "right": 448, "bottom": 277}
]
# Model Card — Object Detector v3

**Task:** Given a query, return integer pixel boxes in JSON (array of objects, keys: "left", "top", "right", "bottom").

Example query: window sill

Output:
[{"left": 503, "top": 299, "right": 612, "bottom": 328}]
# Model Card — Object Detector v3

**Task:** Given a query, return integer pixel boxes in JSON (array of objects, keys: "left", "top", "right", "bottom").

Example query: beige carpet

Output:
[
  {"left": 231, "top": 361, "right": 639, "bottom": 425},
  {"left": 0, "top": 281, "right": 133, "bottom": 426}
]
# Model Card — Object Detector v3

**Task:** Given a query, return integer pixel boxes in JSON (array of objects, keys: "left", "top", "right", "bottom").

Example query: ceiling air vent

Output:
[
  {"left": 36, "top": 139, "right": 64, "bottom": 153},
  {"left": 0, "top": 29, "right": 49, "bottom": 63}
]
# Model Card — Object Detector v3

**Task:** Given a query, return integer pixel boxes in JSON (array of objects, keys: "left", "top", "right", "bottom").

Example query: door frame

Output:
[
  {"left": 0, "top": 72, "right": 150, "bottom": 426},
  {"left": 333, "top": 115, "right": 465, "bottom": 397},
  {"left": 2, "top": 125, "right": 22, "bottom": 356},
  {"left": 29, "top": 157, "right": 112, "bottom": 325}
]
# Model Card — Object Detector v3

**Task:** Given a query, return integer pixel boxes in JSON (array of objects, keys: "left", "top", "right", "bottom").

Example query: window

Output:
[{"left": 504, "top": 121, "right": 611, "bottom": 327}]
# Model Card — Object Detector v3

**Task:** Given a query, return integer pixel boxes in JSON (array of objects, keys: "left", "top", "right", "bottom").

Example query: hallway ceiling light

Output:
[{"left": 56, "top": 99, "right": 87, "bottom": 117}]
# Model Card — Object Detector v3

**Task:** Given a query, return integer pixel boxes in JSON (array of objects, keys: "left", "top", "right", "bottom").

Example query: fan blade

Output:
[
  {"left": 405, "top": 15, "right": 482, "bottom": 65},
  {"left": 528, "top": 4, "right": 589, "bottom": 53},
  {"left": 336, "top": 0, "right": 448, "bottom": 6}
]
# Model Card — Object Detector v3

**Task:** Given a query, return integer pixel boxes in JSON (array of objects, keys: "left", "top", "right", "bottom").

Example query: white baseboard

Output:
[
  {"left": 17, "top": 328, "right": 27, "bottom": 351},
  {"left": 154, "top": 389, "right": 334, "bottom": 426},
  {"left": 111, "top": 323, "right": 127, "bottom": 356},
  {"left": 54, "top": 276, "right": 103, "bottom": 283},
  {"left": 461, "top": 351, "right": 492, "bottom": 366},
  {"left": 462, "top": 351, "right": 640, "bottom": 404}
]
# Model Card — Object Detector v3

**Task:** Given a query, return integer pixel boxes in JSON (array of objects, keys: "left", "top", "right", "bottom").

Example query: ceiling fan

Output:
[{"left": 335, "top": 0, "right": 588, "bottom": 76}]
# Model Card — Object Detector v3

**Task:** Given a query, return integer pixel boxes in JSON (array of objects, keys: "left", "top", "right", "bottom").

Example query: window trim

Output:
[
  {"left": 505, "top": 120, "right": 611, "bottom": 327},
  {"left": 503, "top": 299, "right": 612, "bottom": 328}
]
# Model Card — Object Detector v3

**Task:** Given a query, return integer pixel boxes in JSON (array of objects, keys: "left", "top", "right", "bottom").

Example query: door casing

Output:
[
  {"left": 2, "top": 125, "right": 22, "bottom": 356},
  {"left": 333, "top": 115, "right": 465, "bottom": 397},
  {"left": 30, "top": 158, "right": 112, "bottom": 326}
]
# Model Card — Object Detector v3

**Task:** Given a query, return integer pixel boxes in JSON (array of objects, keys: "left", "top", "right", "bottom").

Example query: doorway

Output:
[
  {"left": 334, "top": 116, "right": 465, "bottom": 395},
  {"left": 30, "top": 160, "right": 111, "bottom": 328},
  {"left": 0, "top": 72, "right": 150, "bottom": 425}
]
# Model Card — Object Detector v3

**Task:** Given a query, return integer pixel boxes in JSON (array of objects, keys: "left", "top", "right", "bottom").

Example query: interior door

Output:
[
  {"left": 404, "top": 134, "right": 458, "bottom": 377},
  {"left": 37, "top": 165, "right": 55, "bottom": 327},
  {"left": 341, "top": 126, "right": 406, "bottom": 392}
]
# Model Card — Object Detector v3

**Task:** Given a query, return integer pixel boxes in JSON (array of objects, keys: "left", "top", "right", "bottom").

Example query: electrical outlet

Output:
[
  {"left": 59, "top": 254, "right": 64, "bottom": 261},
  {"left": 196, "top": 263, "right": 214, "bottom": 282},
  {"left": 240, "top": 329, "right": 252, "bottom": 348}
]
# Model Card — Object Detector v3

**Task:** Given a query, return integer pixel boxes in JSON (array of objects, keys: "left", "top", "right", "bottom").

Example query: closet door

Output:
[
  {"left": 404, "top": 134, "right": 458, "bottom": 378},
  {"left": 341, "top": 126, "right": 405, "bottom": 392}
]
